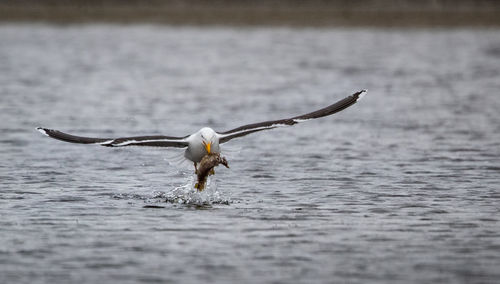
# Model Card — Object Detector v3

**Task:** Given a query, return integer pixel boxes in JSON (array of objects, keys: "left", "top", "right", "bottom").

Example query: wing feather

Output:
[
  {"left": 36, "top": 127, "right": 188, "bottom": 148},
  {"left": 217, "top": 90, "right": 366, "bottom": 143}
]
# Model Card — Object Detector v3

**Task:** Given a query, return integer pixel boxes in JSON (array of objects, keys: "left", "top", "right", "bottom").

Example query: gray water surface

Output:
[{"left": 1, "top": 25, "right": 500, "bottom": 284}]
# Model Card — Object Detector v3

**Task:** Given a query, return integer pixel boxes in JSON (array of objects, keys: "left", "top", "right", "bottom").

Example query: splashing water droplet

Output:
[{"left": 154, "top": 175, "right": 231, "bottom": 205}]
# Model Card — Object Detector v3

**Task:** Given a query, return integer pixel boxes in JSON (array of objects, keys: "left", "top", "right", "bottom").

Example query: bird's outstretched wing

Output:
[
  {"left": 36, "top": 128, "right": 189, "bottom": 148},
  {"left": 217, "top": 90, "right": 366, "bottom": 144}
]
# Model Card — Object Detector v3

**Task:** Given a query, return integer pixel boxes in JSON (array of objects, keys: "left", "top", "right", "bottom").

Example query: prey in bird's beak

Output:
[{"left": 203, "top": 141, "right": 211, "bottom": 154}]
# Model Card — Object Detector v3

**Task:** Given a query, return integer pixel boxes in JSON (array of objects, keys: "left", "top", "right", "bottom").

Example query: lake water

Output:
[{"left": 1, "top": 25, "right": 500, "bottom": 284}]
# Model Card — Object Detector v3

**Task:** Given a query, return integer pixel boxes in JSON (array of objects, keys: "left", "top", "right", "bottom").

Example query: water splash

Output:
[{"left": 153, "top": 175, "right": 231, "bottom": 205}]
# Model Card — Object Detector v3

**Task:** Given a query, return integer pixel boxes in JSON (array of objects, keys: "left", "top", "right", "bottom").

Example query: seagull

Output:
[{"left": 37, "top": 90, "right": 366, "bottom": 173}]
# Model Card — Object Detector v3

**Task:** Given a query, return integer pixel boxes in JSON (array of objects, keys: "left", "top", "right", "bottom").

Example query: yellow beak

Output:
[{"left": 204, "top": 142, "right": 211, "bottom": 154}]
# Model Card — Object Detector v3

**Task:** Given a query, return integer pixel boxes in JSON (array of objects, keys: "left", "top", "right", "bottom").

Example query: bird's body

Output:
[{"left": 37, "top": 90, "right": 366, "bottom": 174}]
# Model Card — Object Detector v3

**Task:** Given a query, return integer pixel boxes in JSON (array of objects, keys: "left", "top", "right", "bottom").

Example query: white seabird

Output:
[{"left": 37, "top": 90, "right": 366, "bottom": 173}]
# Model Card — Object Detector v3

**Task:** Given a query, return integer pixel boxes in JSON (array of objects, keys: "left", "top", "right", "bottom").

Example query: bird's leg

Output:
[
  {"left": 209, "top": 168, "right": 215, "bottom": 176},
  {"left": 194, "top": 162, "right": 198, "bottom": 174}
]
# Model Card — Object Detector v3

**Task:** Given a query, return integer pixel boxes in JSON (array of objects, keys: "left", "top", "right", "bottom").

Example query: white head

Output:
[{"left": 199, "top": 127, "right": 219, "bottom": 154}]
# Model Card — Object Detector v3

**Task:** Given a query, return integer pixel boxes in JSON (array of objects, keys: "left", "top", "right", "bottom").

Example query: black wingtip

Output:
[
  {"left": 355, "top": 90, "right": 367, "bottom": 102},
  {"left": 36, "top": 127, "right": 49, "bottom": 136}
]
